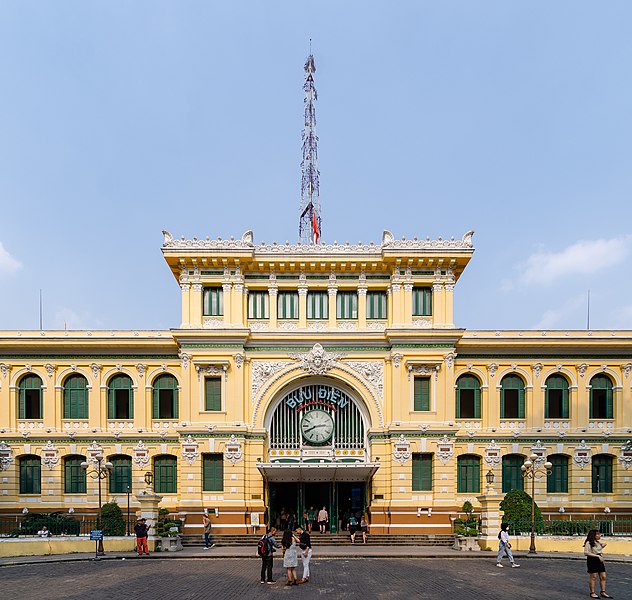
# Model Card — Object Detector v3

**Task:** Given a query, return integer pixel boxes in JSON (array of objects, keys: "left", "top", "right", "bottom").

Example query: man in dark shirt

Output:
[
  {"left": 134, "top": 518, "right": 150, "bottom": 556},
  {"left": 260, "top": 526, "right": 281, "bottom": 584},
  {"left": 295, "top": 525, "right": 312, "bottom": 583}
]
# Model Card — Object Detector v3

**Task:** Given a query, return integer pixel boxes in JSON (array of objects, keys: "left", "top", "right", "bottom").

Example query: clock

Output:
[{"left": 300, "top": 409, "right": 334, "bottom": 445}]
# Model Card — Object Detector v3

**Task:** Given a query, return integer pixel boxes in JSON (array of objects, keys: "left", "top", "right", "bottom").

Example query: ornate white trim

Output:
[
  {"left": 279, "top": 321, "right": 299, "bottom": 331},
  {"left": 90, "top": 363, "right": 101, "bottom": 380},
  {"left": 573, "top": 440, "right": 591, "bottom": 469},
  {"left": 366, "top": 321, "right": 386, "bottom": 331},
  {"left": 619, "top": 440, "right": 632, "bottom": 470},
  {"left": 224, "top": 434, "right": 243, "bottom": 464},
  {"left": 86, "top": 440, "right": 104, "bottom": 465},
  {"left": 234, "top": 353, "right": 245, "bottom": 369},
  {"left": 136, "top": 364, "right": 147, "bottom": 378},
  {"left": 533, "top": 363, "right": 543, "bottom": 378},
  {"left": 196, "top": 365, "right": 226, "bottom": 381},
  {"left": 133, "top": 441, "right": 150, "bottom": 468},
  {"left": 203, "top": 318, "right": 225, "bottom": 329},
  {"left": 307, "top": 322, "right": 328, "bottom": 331},
  {"left": 392, "top": 434, "right": 411, "bottom": 464},
  {"left": 622, "top": 364, "right": 632, "bottom": 379},
  {"left": 249, "top": 321, "right": 269, "bottom": 332},
  {"left": 488, "top": 363, "right": 498, "bottom": 378},
  {"left": 530, "top": 440, "right": 547, "bottom": 465},
  {"left": 391, "top": 353, "right": 403, "bottom": 368},
  {"left": 445, "top": 353, "right": 456, "bottom": 369},
  {"left": 0, "top": 364, "right": 8, "bottom": 379},
  {"left": 181, "top": 435, "right": 200, "bottom": 466},
  {"left": 345, "top": 361, "right": 384, "bottom": 400},
  {"left": 337, "top": 321, "right": 357, "bottom": 331},
  {"left": 0, "top": 442, "right": 14, "bottom": 470},
  {"left": 251, "top": 361, "right": 292, "bottom": 398},
  {"left": 436, "top": 436, "right": 454, "bottom": 465},
  {"left": 44, "top": 364, "right": 56, "bottom": 378},
  {"left": 179, "top": 353, "right": 192, "bottom": 370},
  {"left": 411, "top": 318, "right": 432, "bottom": 329},
  {"left": 289, "top": 344, "right": 346, "bottom": 375},
  {"left": 484, "top": 440, "right": 501, "bottom": 467},
  {"left": 41, "top": 440, "right": 59, "bottom": 470}
]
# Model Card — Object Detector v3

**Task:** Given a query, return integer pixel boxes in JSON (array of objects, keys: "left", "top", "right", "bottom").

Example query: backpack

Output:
[
  {"left": 349, "top": 516, "right": 357, "bottom": 527},
  {"left": 257, "top": 535, "right": 270, "bottom": 557}
]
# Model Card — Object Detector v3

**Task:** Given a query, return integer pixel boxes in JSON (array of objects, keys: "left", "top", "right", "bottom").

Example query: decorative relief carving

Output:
[
  {"left": 196, "top": 365, "right": 225, "bottom": 381},
  {"left": 337, "top": 322, "right": 357, "bottom": 331},
  {"left": 436, "top": 436, "right": 454, "bottom": 465},
  {"left": 533, "top": 363, "right": 543, "bottom": 378},
  {"left": 251, "top": 361, "right": 291, "bottom": 397},
  {"left": 622, "top": 363, "right": 632, "bottom": 379},
  {"left": 530, "top": 440, "right": 547, "bottom": 465},
  {"left": 445, "top": 353, "right": 456, "bottom": 369},
  {"left": 203, "top": 318, "right": 225, "bottom": 329},
  {"left": 488, "top": 363, "right": 498, "bottom": 378},
  {"left": 133, "top": 441, "right": 150, "bottom": 468},
  {"left": 86, "top": 440, "right": 104, "bottom": 465},
  {"left": 619, "top": 441, "right": 632, "bottom": 470},
  {"left": 179, "top": 353, "right": 192, "bottom": 370},
  {"left": 411, "top": 319, "right": 431, "bottom": 328},
  {"left": 90, "top": 363, "right": 101, "bottom": 379},
  {"left": 0, "top": 364, "right": 9, "bottom": 378},
  {"left": 307, "top": 322, "right": 328, "bottom": 331},
  {"left": 136, "top": 364, "right": 147, "bottom": 378},
  {"left": 577, "top": 363, "right": 588, "bottom": 377},
  {"left": 225, "top": 434, "right": 243, "bottom": 464},
  {"left": 289, "top": 344, "right": 345, "bottom": 376},
  {"left": 250, "top": 321, "right": 269, "bottom": 331},
  {"left": 0, "top": 442, "right": 14, "bottom": 470},
  {"left": 484, "top": 440, "right": 501, "bottom": 467},
  {"left": 345, "top": 361, "right": 384, "bottom": 399},
  {"left": 279, "top": 322, "right": 299, "bottom": 331},
  {"left": 41, "top": 441, "right": 59, "bottom": 469},
  {"left": 181, "top": 435, "right": 200, "bottom": 466},
  {"left": 234, "top": 353, "right": 245, "bottom": 369},
  {"left": 366, "top": 321, "right": 386, "bottom": 331},
  {"left": 574, "top": 440, "right": 591, "bottom": 469},
  {"left": 44, "top": 364, "right": 56, "bottom": 378},
  {"left": 392, "top": 434, "right": 411, "bottom": 464},
  {"left": 391, "top": 353, "right": 403, "bottom": 368}
]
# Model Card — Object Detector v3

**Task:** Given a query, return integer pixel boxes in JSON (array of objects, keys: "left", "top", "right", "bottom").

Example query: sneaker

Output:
[
  {"left": 260, "top": 581, "right": 265, "bottom": 584},
  {"left": 204, "top": 547, "right": 210, "bottom": 549},
  {"left": 496, "top": 563, "right": 504, "bottom": 568},
  {"left": 511, "top": 563, "right": 520, "bottom": 568},
  {"left": 266, "top": 581, "right": 275, "bottom": 585}
]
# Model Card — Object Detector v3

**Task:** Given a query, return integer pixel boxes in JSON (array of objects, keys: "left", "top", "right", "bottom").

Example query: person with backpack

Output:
[
  {"left": 348, "top": 513, "right": 358, "bottom": 543},
  {"left": 258, "top": 526, "right": 281, "bottom": 584},
  {"left": 496, "top": 523, "right": 520, "bottom": 568}
]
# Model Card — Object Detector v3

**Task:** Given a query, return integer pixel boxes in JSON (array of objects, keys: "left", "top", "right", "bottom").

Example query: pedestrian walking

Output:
[
  {"left": 584, "top": 529, "right": 613, "bottom": 598},
  {"left": 360, "top": 514, "right": 369, "bottom": 544},
  {"left": 295, "top": 525, "right": 312, "bottom": 584},
  {"left": 281, "top": 529, "right": 300, "bottom": 586},
  {"left": 317, "top": 506, "right": 328, "bottom": 533},
  {"left": 134, "top": 517, "right": 150, "bottom": 556},
  {"left": 202, "top": 511, "right": 213, "bottom": 549},
  {"left": 258, "top": 526, "right": 281, "bottom": 584},
  {"left": 348, "top": 513, "right": 358, "bottom": 543},
  {"left": 496, "top": 523, "right": 519, "bottom": 568},
  {"left": 306, "top": 506, "right": 316, "bottom": 532}
]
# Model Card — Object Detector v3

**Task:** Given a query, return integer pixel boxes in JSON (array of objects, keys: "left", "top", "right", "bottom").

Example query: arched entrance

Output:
[{"left": 258, "top": 377, "right": 378, "bottom": 533}]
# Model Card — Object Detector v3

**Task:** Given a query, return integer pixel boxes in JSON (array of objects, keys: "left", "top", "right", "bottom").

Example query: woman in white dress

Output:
[{"left": 282, "top": 529, "right": 299, "bottom": 586}]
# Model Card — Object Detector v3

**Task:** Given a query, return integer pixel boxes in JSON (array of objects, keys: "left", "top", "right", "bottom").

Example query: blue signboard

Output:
[{"left": 90, "top": 530, "right": 103, "bottom": 541}]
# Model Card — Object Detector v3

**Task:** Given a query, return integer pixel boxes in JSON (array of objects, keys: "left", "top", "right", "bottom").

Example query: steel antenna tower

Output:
[{"left": 299, "top": 52, "right": 321, "bottom": 245}]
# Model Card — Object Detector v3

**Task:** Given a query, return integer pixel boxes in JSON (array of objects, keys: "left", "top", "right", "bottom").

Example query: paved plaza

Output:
[{"left": 2, "top": 557, "right": 631, "bottom": 600}]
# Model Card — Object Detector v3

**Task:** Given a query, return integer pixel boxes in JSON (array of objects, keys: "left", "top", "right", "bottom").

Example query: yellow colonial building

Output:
[{"left": 1, "top": 229, "right": 631, "bottom": 536}]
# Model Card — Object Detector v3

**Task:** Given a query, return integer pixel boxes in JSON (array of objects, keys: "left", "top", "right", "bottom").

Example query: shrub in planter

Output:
[
  {"left": 101, "top": 501, "right": 126, "bottom": 536},
  {"left": 500, "top": 489, "right": 542, "bottom": 532}
]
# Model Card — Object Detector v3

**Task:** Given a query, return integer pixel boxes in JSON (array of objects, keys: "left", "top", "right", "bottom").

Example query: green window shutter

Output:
[
  {"left": 108, "top": 375, "right": 134, "bottom": 419},
  {"left": 109, "top": 456, "right": 132, "bottom": 494},
  {"left": 307, "top": 291, "right": 328, "bottom": 319},
  {"left": 518, "top": 387, "right": 525, "bottom": 419},
  {"left": 205, "top": 378, "right": 222, "bottom": 411},
  {"left": 152, "top": 389, "right": 160, "bottom": 419},
  {"left": 500, "top": 390, "right": 505, "bottom": 419},
  {"left": 108, "top": 387, "right": 116, "bottom": 419},
  {"left": 18, "top": 375, "right": 43, "bottom": 419},
  {"left": 336, "top": 291, "right": 358, "bottom": 319},
  {"left": 153, "top": 375, "right": 179, "bottom": 419},
  {"left": 457, "top": 456, "right": 480, "bottom": 493},
  {"left": 412, "top": 454, "right": 432, "bottom": 491},
  {"left": 248, "top": 291, "right": 269, "bottom": 319},
  {"left": 592, "top": 455, "right": 613, "bottom": 493},
  {"left": 367, "top": 291, "right": 387, "bottom": 319},
  {"left": 20, "top": 456, "right": 41, "bottom": 494},
  {"left": 203, "top": 288, "right": 223, "bottom": 316},
  {"left": 278, "top": 292, "right": 299, "bottom": 319},
  {"left": 413, "top": 287, "right": 432, "bottom": 316},
  {"left": 548, "top": 455, "right": 569, "bottom": 493},
  {"left": 154, "top": 456, "right": 177, "bottom": 494},
  {"left": 473, "top": 387, "right": 481, "bottom": 419},
  {"left": 64, "top": 457, "right": 87, "bottom": 494},
  {"left": 203, "top": 454, "right": 224, "bottom": 491},
  {"left": 64, "top": 375, "right": 88, "bottom": 420},
  {"left": 562, "top": 387, "right": 569, "bottom": 419},
  {"left": 413, "top": 377, "right": 430, "bottom": 411},
  {"left": 606, "top": 388, "right": 613, "bottom": 419},
  {"left": 502, "top": 455, "right": 524, "bottom": 493}
]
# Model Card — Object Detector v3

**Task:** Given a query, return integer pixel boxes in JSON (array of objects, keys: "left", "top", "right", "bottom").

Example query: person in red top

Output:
[{"left": 134, "top": 518, "right": 150, "bottom": 556}]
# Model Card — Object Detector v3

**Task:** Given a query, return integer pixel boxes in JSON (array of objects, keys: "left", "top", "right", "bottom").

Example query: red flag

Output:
[{"left": 312, "top": 211, "right": 319, "bottom": 244}]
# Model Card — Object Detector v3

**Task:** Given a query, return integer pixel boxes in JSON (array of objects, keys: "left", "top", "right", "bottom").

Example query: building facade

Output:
[{"left": 1, "top": 229, "right": 631, "bottom": 535}]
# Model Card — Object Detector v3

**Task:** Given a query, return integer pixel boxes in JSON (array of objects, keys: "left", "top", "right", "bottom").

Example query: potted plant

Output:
[
  {"left": 453, "top": 501, "right": 481, "bottom": 551},
  {"left": 154, "top": 507, "right": 183, "bottom": 552}
]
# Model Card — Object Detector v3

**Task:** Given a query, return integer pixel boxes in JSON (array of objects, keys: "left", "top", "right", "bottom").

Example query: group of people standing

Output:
[{"left": 259, "top": 525, "right": 312, "bottom": 586}]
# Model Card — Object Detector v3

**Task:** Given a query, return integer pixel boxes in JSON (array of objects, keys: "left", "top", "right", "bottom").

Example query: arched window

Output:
[
  {"left": 18, "top": 374, "right": 43, "bottom": 419},
  {"left": 152, "top": 374, "right": 179, "bottom": 420},
  {"left": 63, "top": 374, "right": 89, "bottom": 420},
  {"left": 107, "top": 374, "right": 134, "bottom": 420},
  {"left": 64, "top": 455, "right": 87, "bottom": 494},
  {"left": 548, "top": 454, "right": 569, "bottom": 493},
  {"left": 545, "top": 374, "right": 569, "bottom": 419},
  {"left": 154, "top": 455, "right": 177, "bottom": 494},
  {"left": 457, "top": 454, "right": 481, "bottom": 493},
  {"left": 502, "top": 454, "right": 524, "bottom": 493},
  {"left": 456, "top": 375, "right": 481, "bottom": 419},
  {"left": 592, "top": 455, "right": 613, "bottom": 494},
  {"left": 590, "top": 375, "right": 613, "bottom": 420},
  {"left": 500, "top": 375, "right": 525, "bottom": 419},
  {"left": 19, "top": 455, "right": 41, "bottom": 494},
  {"left": 109, "top": 455, "right": 132, "bottom": 494}
]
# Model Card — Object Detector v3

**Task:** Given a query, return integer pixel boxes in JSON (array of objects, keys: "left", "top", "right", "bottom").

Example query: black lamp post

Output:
[
  {"left": 81, "top": 454, "right": 113, "bottom": 556},
  {"left": 521, "top": 453, "right": 552, "bottom": 554},
  {"left": 126, "top": 485, "right": 131, "bottom": 536}
]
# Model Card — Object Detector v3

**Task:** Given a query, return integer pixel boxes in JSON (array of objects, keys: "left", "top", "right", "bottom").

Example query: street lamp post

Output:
[
  {"left": 126, "top": 485, "right": 131, "bottom": 536},
  {"left": 521, "top": 453, "right": 552, "bottom": 554},
  {"left": 81, "top": 454, "right": 113, "bottom": 556}
]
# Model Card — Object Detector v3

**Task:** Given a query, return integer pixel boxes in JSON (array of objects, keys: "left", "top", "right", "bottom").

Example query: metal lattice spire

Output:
[{"left": 299, "top": 53, "right": 321, "bottom": 245}]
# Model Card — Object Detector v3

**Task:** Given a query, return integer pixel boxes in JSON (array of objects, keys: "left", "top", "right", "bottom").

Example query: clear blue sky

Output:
[{"left": 1, "top": 1, "right": 631, "bottom": 331}]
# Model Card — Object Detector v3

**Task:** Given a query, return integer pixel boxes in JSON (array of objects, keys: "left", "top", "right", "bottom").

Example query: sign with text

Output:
[{"left": 89, "top": 530, "right": 103, "bottom": 541}]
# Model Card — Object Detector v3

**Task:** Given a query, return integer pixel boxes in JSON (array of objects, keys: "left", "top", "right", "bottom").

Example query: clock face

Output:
[{"left": 300, "top": 409, "right": 334, "bottom": 445}]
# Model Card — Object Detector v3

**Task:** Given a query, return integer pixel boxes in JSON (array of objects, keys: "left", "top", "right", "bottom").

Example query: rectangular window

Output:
[
  {"left": 248, "top": 291, "right": 269, "bottom": 319},
  {"left": 412, "top": 453, "right": 433, "bottom": 491},
  {"left": 548, "top": 459, "right": 569, "bottom": 493},
  {"left": 154, "top": 459, "right": 177, "bottom": 494},
  {"left": 203, "top": 454, "right": 224, "bottom": 491},
  {"left": 205, "top": 377, "right": 222, "bottom": 411},
  {"left": 546, "top": 389, "right": 569, "bottom": 419},
  {"left": 457, "top": 389, "right": 481, "bottom": 419},
  {"left": 203, "top": 288, "right": 223, "bottom": 316},
  {"left": 24, "top": 390, "right": 42, "bottom": 419},
  {"left": 158, "top": 389, "right": 175, "bottom": 419},
  {"left": 590, "top": 389, "right": 613, "bottom": 419},
  {"left": 278, "top": 291, "right": 299, "bottom": 319},
  {"left": 109, "top": 460, "right": 132, "bottom": 494},
  {"left": 413, "top": 377, "right": 430, "bottom": 411},
  {"left": 457, "top": 458, "right": 480, "bottom": 494},
  {"left": 366, "top": 291, "right": 387, "bottom": 319},
  {"left": 65, "top": 460, "right": 87, "bottom": 494},
  {"left": 115, "top": 390, "right": 130, "bottom": 419},
  {"left": 501, "top": 389, "right": 525, "bottom": 419},
  {"left": 307, "top": 291, "right": 328, "bottom": 319},
  {"left": 20, "top": 459, "right": 41, "bottom": 494},
  {"left": 412, "top": 287, "right": 432, "bottom": 316},
  {"left": 336, "top": 291, "right": 358, "bottom": 319}
]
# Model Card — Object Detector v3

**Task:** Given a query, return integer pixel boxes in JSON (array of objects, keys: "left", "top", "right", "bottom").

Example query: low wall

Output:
[
  {"left": 0, "top": 536, "right": 158, "bottom": 558},
  {"left": 478, "top": 535, "right": 632, "bottom": 555}
]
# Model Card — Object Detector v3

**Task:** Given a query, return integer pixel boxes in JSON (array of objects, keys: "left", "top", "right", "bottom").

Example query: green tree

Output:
[
  {"left": 101, "top": 501, "right": 126, "bottom": 535},
  {"left": 500, "top": 489, "right": 542, "bottom": 529}
]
